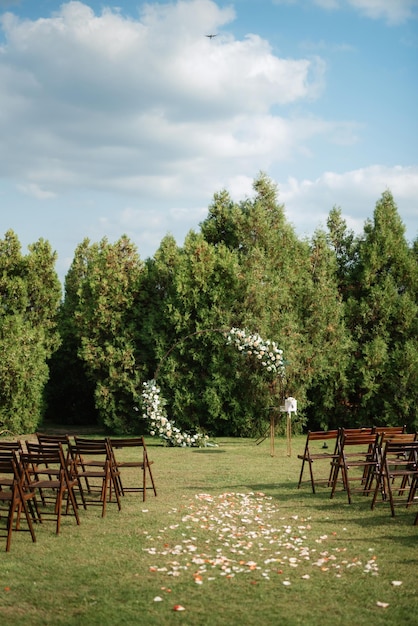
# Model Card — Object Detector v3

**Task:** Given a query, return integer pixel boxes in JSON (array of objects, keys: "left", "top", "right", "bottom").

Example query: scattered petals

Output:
[
  {"left": 173, "top": 605, "right": 186, "bottom": 611},
  {"left": 376, "top": 601, "right": 389, "bottom": 608},
  {"left": 153, "top": 596, "right": 163, "bottom": 602},
  {"left": 142, "top": 492, "right": 381, "bottom": 591},
  {"left": 391, "top": 581, "right": 402, "bottom": 587}
]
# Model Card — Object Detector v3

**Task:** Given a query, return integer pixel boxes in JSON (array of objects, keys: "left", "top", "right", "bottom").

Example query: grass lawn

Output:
[{"left": 0, "top": 435, "right": 417, "bottom": 625}]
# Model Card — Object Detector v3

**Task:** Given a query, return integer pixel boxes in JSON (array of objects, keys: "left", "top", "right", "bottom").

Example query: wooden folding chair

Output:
[
  {"left": 371, "top": 439, "right": 418, "bottom": 517},
  {"left": 20, "top": 442, "right": 80, "bottom": 534},
  {"left": 0, "top": 453, "right": 37, "bottom": 551},
  {"left": 297, "top": 430, "right": 340, "bottom": 493},
  {"left": 69, "top": 439, "right": 121, "bottom": 517},
  {"left": 330, "top": 431, "right": 379, "bottom": 503},
  {"left": 108, "top": 437, "right": 157, "bottom": 501}
]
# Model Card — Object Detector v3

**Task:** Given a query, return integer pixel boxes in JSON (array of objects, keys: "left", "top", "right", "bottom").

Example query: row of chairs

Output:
[
  {"left": 0, "top": 434, "right": 157, "bottom": 551},
  {"left": 297, "top": 426, "right": 418, "bottom": 524}
]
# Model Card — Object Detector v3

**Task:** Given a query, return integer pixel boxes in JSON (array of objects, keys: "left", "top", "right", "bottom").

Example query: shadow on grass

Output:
[
  {"left": 192, "top": 448, "right": 226, "bottom": 454},
  {"left": 244, "top": 480, "right": 418, "bottom": 529}
]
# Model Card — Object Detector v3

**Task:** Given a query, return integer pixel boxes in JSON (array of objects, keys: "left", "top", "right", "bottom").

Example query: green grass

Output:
[{"left": 0, "top": 436, "right": 417, "bottom": 625}]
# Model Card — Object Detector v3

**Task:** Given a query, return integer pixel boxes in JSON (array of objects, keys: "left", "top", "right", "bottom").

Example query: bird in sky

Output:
[{"left": 205, "top": 34, "right": 217, "bottom": 39}]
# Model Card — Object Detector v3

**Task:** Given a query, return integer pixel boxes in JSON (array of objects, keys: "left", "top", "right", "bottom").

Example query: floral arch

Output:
[{"left": 141, "top": 327, "right": 285, "bottom": 447}]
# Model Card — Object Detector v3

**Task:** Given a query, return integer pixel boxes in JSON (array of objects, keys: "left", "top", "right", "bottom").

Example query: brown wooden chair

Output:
[
  {"left": 297, "top": 430, "right": 340, "bottom": 493},
  {"left": 20, "top": 442, "right": 80, "bottom": 534},
  {"left": 371, "top": 439, "right": 418, "bottom": 517},
  {"left": 69, "top": 439, "right": 121, "bottom": 516},
  {"left": 0, "top": 453, "right": 37, "bottom": 551},
  {"left": 330, "top": 430, "right": 380, "bottom": 503},
  {"left": 108, "top": 437, "right": 157, "bottom": 501}
]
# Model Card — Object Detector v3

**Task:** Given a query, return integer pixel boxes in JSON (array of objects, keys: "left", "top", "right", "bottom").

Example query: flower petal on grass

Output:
[
  {"left": 376, "top": 601, "right": 389, "bottom": 608},
  {"left": 143, "top": 492, "right": 381, "bottom": 589}
]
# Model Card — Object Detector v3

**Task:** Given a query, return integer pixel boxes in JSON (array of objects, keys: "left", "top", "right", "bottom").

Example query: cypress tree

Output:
[{"left": 345, "top": 191, "right": 418, "bottom": 429}]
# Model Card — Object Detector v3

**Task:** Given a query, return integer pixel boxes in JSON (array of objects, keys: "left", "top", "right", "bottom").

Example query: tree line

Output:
[{"left": 1, "top": 174, "right": 417, "bottom": 436}]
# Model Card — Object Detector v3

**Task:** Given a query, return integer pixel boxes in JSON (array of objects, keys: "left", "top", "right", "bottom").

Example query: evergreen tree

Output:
[
  {"left": 144, "top": 231, "right": 251, "bottom": 436},
  {"left": 0, "top": 230, "right": 61, "bottom": 432},
  {"left": 326, "top": 206, "right": 359, "bottom": 298},
  {"left": 45, "top": 240, "right": 98, "bottom": 426},
  {"left": 303, "top": 230, "right": 353, "bottom": 429},
  {"left": 66, "top": 236, "right": 146, "bottom": 433},
  {"left": 345, "top": 191, "right": 418, "bottom": 429}
]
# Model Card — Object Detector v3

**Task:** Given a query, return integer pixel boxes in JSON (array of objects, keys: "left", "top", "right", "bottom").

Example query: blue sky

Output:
[{"left": 1, "top": 0, "right": 417, "bottom": 282}]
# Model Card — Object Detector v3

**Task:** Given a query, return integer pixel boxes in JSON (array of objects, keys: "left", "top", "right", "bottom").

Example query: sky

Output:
[{"left": 0, "top": 0, "right": 417, "bottom": 282}]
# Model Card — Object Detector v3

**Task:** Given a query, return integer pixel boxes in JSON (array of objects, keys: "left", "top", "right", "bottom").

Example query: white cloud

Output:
[
  {"left": 346, "top": 0, "right": 418, "bottom": 24},
  {"left": 280, "top": 165, "right": 418, "bottom": 240},
  {"left": 273, "top": 0, "right": 418, "bottom": 24},
  {"left": 0, "top": 0, "right": 416, "bottom": 279},
  {"left": 97, "top": 165, "right": 418, "bottom": 260},
  {"left": 0, "top": 0, "right": 330, "bottom": 202},
  {"left": 17, "top": 183, "right": 56, "bottom": 199}
]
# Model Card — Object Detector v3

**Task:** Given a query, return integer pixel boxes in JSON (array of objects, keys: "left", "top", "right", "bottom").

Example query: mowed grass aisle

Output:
[{"left": 1, "top": 436, "right": 417, "bottom": 625}]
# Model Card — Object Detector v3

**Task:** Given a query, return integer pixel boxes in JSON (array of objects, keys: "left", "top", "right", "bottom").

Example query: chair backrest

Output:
[
  {"left": 0, "top": 453, "right": 20, "bottom": 483},
  {"left": 372, "top": 425, "right": 406, "bottom": 436},
  {"left": 22, "top": 441, "right": 67, "bottom": 472},
  {"left": 107, "top": 437, "right": 151, "bottom": 468},
  {"left": 304, "top": 430, "right": 339, "bottom": 443},
  {"left": 107, "top": 437, "right": 147, "bottom": 455},
  {"left": 380, "top": 432, "right": 417, "bottom": 444},
  {"left": 0, "top": 455, "right": 18, "bottom": 478},
  {"left": 36, "top": 433, "right": 71, "bottom": 447},
  {"left": 73, "top": 436, "right": 108, "bottom": 447},
  {"left": 340, "top": 431, "right": 379, "bottom": 450},
  {"left": 0, "top": 440, "right": 23, "bottom": 453},
  {"left": 341, "top": 427, "right": 374, "bottom": 436},
  {"left": 381, "top": 440, "right": 418, "bottom": 464},
  {"left": 70, "top": 438, "right": 112, "bottom": 462}
]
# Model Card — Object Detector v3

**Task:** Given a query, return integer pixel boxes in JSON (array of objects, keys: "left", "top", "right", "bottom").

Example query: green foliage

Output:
[
  {"left": 345, "top": 191, "right": 418, "bottom": 429},
  {"left": 0, "top": 230, "right": 61, "bottom": 432},
  {"left": 61, "top": 236, "right": 147, "bottom": 433},
  {"left": 303, "top": 230, "right": 353, "bottom": 430},
  {"left": 45, "top": 240, "right": 100, "bottom": 427},
  {"left": 44, "top": 177, "right": 416, "bottom": 437},
  {"left": 142, "top": 232, "right": 258, "bottom": 436}
]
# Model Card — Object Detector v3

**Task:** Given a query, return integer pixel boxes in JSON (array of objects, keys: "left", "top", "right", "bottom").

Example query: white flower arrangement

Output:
[
  {"left": 226, "top": 327, "right": 285, "bottom": 377},
  {"left": 141, "top": 380, "right": 209, "bottom": 447},
  {"left": 140, "top": 328, "right": 285, "bottom": 447}
]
